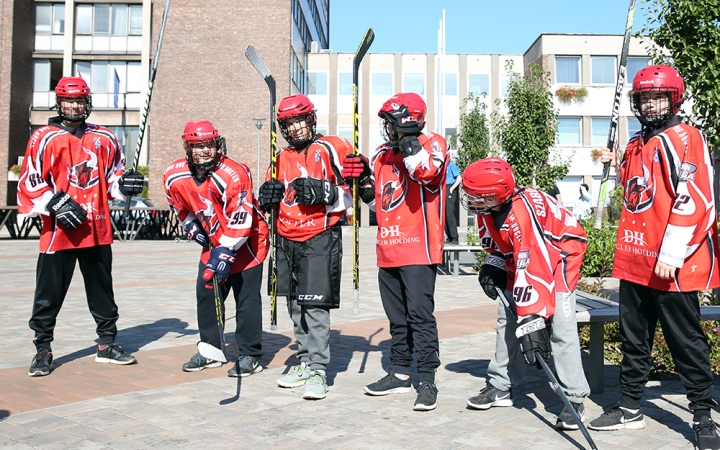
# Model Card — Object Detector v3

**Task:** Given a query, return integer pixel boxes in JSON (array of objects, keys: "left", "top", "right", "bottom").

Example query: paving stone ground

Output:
[{"left": 0, "top": 226, "right": 716, "bottom": 449}]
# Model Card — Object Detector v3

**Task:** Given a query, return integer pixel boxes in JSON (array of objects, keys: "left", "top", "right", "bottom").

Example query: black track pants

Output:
[{"left": 445, "top": 188, "right": 459, "bottom": 242}]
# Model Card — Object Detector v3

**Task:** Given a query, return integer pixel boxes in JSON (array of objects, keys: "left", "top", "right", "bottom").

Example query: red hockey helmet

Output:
[
  {"left": 460, "top": 158, "right": 516, "bottom": 214},
  {"left": 182, "top": 120, "right": 224, "bottom": 172},
  {"left": 55, "top": 76, "right": 92, "bottom": 121},
  {"left": 630, "top": 65, "right": 685, "bottom": 128},
  {"left": 277, "top": 94, "right": 317, "bottom": 147},
  {"left": 378, "top": 92, "right": 426, "bottom": 145}
]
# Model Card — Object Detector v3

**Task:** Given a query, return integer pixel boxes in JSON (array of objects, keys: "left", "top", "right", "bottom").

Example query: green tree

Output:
[
  {"left": 491, "top": 62, "right": 568, "bottom": 190},
  {"left": 640, "top": 0, "right": 720, "bottom": 147},
  {"left": 452, "top": 93, "right": 491, "bottom": 171}
]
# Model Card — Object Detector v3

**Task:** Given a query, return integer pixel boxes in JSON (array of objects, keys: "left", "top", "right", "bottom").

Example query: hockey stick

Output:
[
  {"left": 198, "top": 242, "right": 227, "bottom": 363},
  {"left": 494, "top": 287, "right": 597, "bottom": 449},
  {"left": 593, "top": 0, "right": 636, "bottom": 230},
  {"left": 245, "top": 45, "right": 278, "bottom": 331},
  {"left": 351, "top": 28, "right": 375, "bottom": 315},
  {"left": 122, "top": 0, "right": 170, "bottom": 223}
]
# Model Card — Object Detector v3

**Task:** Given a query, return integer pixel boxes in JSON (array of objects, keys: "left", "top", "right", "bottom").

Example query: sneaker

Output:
[
  {"left": 303, "top": 370, "right": 328, "bottom": 400},
  {"left": 277, "top": 362, "right": 312, "bottom": 388},
  {"left": 182, "top": 352, "right": 221, "bottom": 372},
  {"left": 556, "top": 402, "right": 586, "bottom": 430},
  {"left": 228, "top": 355, "right": 263, "bottom": 378},
  {"left": 28, "top": 349, "right": 53, "bottom": 377},
  {"left": 95, "top": 344, "right": 136, "bottom": 365},
  {"left": 413, "top": 382, "right": 438, "bottom": 411},
  {"left": 467, "top": 385, "right": 513, "bottom": 410},
  {"left": 694, "top": 417, "right": 720, "bottom": 450},
  {"left": 364, "top": 373, "right": 412, "bottom": 396},
  {"left": 588, "top": 403, "right": 645, "bottom": 430},
  {"left": 449, "top": 240, "right": 459, "bottom": 245}
]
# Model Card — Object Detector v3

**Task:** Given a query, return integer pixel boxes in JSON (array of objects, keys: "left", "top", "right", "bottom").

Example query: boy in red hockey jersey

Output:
[
  {"left": 258, "top": 94, "right": 353, "bottom": 400},
  {"left": 459, "top": 158, "right": 590, "bottom": 430},
  {"left": 18, "top": 77, "right": 143, "bottom": 377},
  {"left": 164, "top": 120, "right": 268, "bottom": 376},
  {"left": 343, "top": 93, "right": 447, "bottom": 411},
  {"left": 588, "top": 65, "right": 720, "bottom": 449}
]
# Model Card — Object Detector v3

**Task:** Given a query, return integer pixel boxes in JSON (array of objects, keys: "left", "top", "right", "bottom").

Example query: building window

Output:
[
  {"left": 591, "top": 118, "right": 610, "bottom": 145},
  {"left": 73, "top": 60, "right": 142, "bottom": 108},
  {"left": 36, "top": 3, "right": 65, "bottom": 35},
  {"left": 627, "top": 58, "right": 651, "bottom": 84},
  {"left": 32, "top": 59, "right": 64, "bottom": 108},
  {"left": 76, "top": 4, "right": 143, "bottom": 36},
  {"left": 403, "top": 73, "right": 425, "bottom": 95},
  {"left": 627, "top": 117, "right": 642, "bottom": 140},
  {"left": 338, "top": 72, "right": 353, "bottom": 95},
  {"left": 338, "top": 126, "right": 353, "bottom": 143},
  {"left": 291, "top": 51, "right": 305, "bottom": 94},
  {"left": 444, "top": 73, "right": 457, "bottom": 96},
  {"left": 558, "top": 117, "right": 581, "bottom": 145},
  {"left": 500, "top": 73, "right": 510, "bottom": 97},
  {"left": 371, "top": 72, "right": 393, "bottom": 96},
  {"left": 445, "top": 127, "right": 457, "bottom": 148},
  {"left": 556, "top": 57, "right": 580, "bottom": 84},
  {"left": 468, "top": 74, "right": 489, "bottom": 97},
  {"left": 308, "top": 72, "right": 327, "bottom": 95},
  {"left": 592, "top": 56, "right": 616, "bottom": 84}
]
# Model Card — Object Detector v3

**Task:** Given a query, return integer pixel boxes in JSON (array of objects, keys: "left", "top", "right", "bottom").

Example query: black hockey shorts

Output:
[{"left": 273, "top": 225, "right": 342, "bottom": 309}]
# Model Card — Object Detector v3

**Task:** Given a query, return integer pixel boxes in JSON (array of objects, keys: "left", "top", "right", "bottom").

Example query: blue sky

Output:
[{"left": 329, "top": 0, "right": 652, "bottom": 54}]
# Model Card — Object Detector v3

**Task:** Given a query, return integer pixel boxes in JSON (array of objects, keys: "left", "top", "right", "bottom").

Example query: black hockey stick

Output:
[
  {"left": 198, "top": 242, "right": 227, "bottom": 363},
  {"left": 245, "top": 45, "right": 278, "bottom": 331},
  {"left": 351, "top": 28, "right": 374, "bottom": 315},
  {"left": 122, "top": 0, "right": 170, "bottom": 224},
  {"left": 494, "top": 287, "right": 597, "bottom": 449},
  {"left": 593, "top": 0, "right": 636, "bottom": 230}
]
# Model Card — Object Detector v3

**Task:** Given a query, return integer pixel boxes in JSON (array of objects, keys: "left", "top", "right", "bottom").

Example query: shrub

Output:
[{"left": 580, "top": 219, "right": 617, "bottom": 277}]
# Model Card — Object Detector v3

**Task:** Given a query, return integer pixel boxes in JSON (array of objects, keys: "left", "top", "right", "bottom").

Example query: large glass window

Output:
[
  {"left": 338, "top": 72, "right": 352, "bottom": 95},
  {"left": 36, "top": 4, "right": 65, "bottom": 35},
  {"left": 76, "top": 5, "right": 92, "bottom": 34},
  {"left": 34, "top": 60, "right": 51, "bottom": 91},
  {"left": 308, "top": 72, "right": 327, "bottom": 95},
  {"left": 111, "top": 5, "right": 127, "bottom": 35},
  {"left": 592, "top": 56, "right": 616, "bottom": 84},
  {"left": 627, "top": 58, "right": 651, "bottom": 84},
  {"left": 94, "top": 5, "right": 110, "bottom": 34},
  {"left": 556, "top": 57, "right": 580, "bottom": 84},
  {"left": 468, "top": 74, "right": 489, "bottom": 97},
  {"left": 445, "top": 73, "right": 457, "bottom": 96},
  {"left": 74, "top": 61, "right": 141, "bottom": 95},
  {"left": 403, "top": 73, "right": 424, "bottom": 95},
  {"left": 500, "top": 74, "right": 510, "bottom": 97},
  {"left": 372, "top": 72, "right": 392, "bottom": 96},
  {"left": 592, "top": 118, "right": 610, "bottom": 145},
  {"left": 558, "top": 117, "right": 581, "bottom": 145},
  {"left": 76, "top": 4, "right": 142, "bottom": 36},
  {"left": 627, "top": 117, "right": 642, "bottom": 139}
]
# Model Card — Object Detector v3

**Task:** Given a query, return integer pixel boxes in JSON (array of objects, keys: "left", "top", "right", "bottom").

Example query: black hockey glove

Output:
[
  {"left": 185, "top": 219, "right": 209, "bottom": 247},
  {"left": 258, "top": 179, "right": 285, "bottom": 212},
  {"left": 46, "top": 190, "right": 87, "bottom": 230},
  {"left": 397, "top": 134, "right": 423, "bottom": 158},
  {"left": 515, "top": 315, "right": 551, "bottom": 368},
  {"left": 479, "top": 254, "right": 507, "bottom": 300},
  {"left": 202, "top": 246, "right": 236, "bottom": 288},
  {"left": 290, "top": 177, "right": 338, "bottom": 206},
  {"left": 118, "top": 168, "right": 145, "bottom": 197}
]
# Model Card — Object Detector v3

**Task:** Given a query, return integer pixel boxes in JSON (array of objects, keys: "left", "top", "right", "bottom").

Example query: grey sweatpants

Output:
[
  {"left": 487, "top": 290, "right": 590, "bottom": 403},
  {"left": 287, "top": 298, "right": 330, "bottom": 371}
]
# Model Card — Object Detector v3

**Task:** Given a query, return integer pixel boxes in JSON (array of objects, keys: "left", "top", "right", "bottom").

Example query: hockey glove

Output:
[
  {"left": 515, "top": 315, "right": 551, "bottom": 368},
  {"left": 258, "top": 179, "right": 285, "bottom": 212},
  {"left": 478, "top": 254, "right": 507, "bottom": 300},
  {"left": 118, "top": 168, "right": 145, "bottom": 197},
  {"left": 291, "top": 177, "right": 338, "bottom": 206},
  {"left": 397, "top": 134, "right": 423, "bottom": 158},
  {"left": 202, "top": 246, "right": 236, "bottom": 288},
  {"left": 46, "top": 190, "right": 87, "bottom": 230},
  {"left": 185, "top": 219, "right": 209, "bottom": 247}
]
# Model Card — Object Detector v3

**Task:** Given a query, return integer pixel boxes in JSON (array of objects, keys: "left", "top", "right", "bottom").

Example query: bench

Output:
[
  {"left": 575, "top": 290, "right": 720, "bottom": 394},
  {"left": 442, "top": 244, "right": 485, "bottom": 276}
]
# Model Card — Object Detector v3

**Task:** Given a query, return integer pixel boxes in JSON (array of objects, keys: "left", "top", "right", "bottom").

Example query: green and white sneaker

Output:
[
  {"left": 277, "top": 362, "right": 312, "bottom": 388},
  {"left": 303, "top": 370, "right": 328, "bottom": 400}
]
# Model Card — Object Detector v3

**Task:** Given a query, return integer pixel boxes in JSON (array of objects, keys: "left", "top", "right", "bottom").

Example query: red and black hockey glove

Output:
[
  {"left": 290, "top": 177, "right": 338, "bottom": 206},
  {"left": 515, "top": 315, "right": 551, "bottom": 368},
  {"left": 118, "top": 168, "right": 145, "bottom": 197},
  {"left": 479, "top": 254, "right": 507, "bottom": 300},
  {"left": 202, "top": 246, "right": 236, "bottom": 288},
  {"left": 258, "top": 180, "right": 285, "bottom": 212},
  {"left": 185, "top": 219, "right": 209, "bottom": 247},
  {"left": 46, "top": 190, "right": 87, "bottom": 230}
]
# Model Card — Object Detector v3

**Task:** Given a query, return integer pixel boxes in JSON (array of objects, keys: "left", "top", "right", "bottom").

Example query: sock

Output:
[
  {"left": 394, "top": 373, "right": 410, "bottom": 381},
  {"left": 694, "top": 409, "right": 712, "bottom": 423}
]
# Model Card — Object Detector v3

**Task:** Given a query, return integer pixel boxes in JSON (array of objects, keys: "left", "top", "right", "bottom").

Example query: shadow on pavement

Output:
[
  {"left": 0, "top": 410, "right": 9, "bottom": 421},
  {"left": 444, "top": 358, "right": 490, "bottom": 379}
]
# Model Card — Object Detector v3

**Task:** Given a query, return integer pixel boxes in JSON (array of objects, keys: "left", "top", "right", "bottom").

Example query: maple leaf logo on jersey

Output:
[
  {"left": 69, "top": 146, "right": 100, "bottom": 190},
  {"left": 195, "top": 195, "right": 220, "bottom": 236},
  {"left": 625, "top": 163, "right": 655, "bottom": 213},
  {"left": 380, "top": 165, "right": 407, "bottom": 212}
]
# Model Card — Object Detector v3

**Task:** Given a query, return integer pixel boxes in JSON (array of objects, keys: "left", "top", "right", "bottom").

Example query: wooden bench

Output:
[
  {"left": 442, "top": 244, "right": 485, "bottom": 276},
  {"left": 575, "top": 290, "right": 720, "bottom": 394}
]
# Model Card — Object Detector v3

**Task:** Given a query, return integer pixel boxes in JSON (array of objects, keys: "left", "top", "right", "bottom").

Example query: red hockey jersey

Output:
[
  {"left": 17, "top": 119, "right": 126, "bottom": 252},
  {"left": 270, "top": 135, "right": 353, "bottom": 242},
  {"left": 371, "top": 132, "right": 448, "bottom": 268},
  {"left": 476, "top": 188, "right": 588, "bottom": 319},
  {"left": 612, "top": 121, "right": 720, "bottom": 292},
  {"left": 164, "top": 156, "right": 269, "bottom": 272}
]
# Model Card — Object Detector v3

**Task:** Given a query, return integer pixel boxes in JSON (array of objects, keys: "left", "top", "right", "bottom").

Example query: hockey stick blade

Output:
[
  {"left": 197, "top": 341, "right": 227, "bottom": 363},
  {"left": 245, "top": 46, "right": 272, "bottom": 80}
]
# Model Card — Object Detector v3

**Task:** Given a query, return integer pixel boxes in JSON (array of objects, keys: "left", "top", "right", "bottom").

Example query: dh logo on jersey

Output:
[
  {"left": 625, "top": 163, "right": 655, "bottom": 213},
  {"left": 380, "top": 165, "right": 407, "bottom": 212},
  {"left": 69, "top": 146, "right": 100, "bottom": 190},
  {"left": 196, "top": 195, "right": 220, "bottom": 237},
  {"left": 379, "top": 225, "right": 403, "bottom": 238},
  {"left": 621, "top": 230, "right": 648, "bottom": 247}
]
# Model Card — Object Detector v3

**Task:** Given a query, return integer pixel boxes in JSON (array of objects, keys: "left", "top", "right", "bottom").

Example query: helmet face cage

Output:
[
  {"left": 55, "top": 95, "right": 92, "bottom": 122},
  {"left": 631, "top": 88, "right": 678, "bottom": 128},
  {"left": 278, "top": 110, "right": 317, "bottom": 148},
  {"left": 184, "top": 137, "right": 221, "bottom": 172},
  {"left": 460, "top": 188, "right": 501, "bottom": 215},
  {"left": 380, "top": 115, "right": 399, "bottom": 146}
]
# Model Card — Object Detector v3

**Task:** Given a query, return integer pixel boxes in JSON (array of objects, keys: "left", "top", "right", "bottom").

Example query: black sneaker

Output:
[
  {"left": 588, "top": 403, "right": 645, "bottom": 430},
  {"left": 182, "top": 352, "right": 221, "bottom": 372},
  {"left": 467, "top": 385, "right": 513, "bottom": 410},
  {"left": 95, "top": 344, "right": 137, "bottom": 365},
  {"left": 28, "top": 349, "right": 53, "bottom": 377},
  {"left": 694, "top": 417, "right": 720, "bottom": 450},
  {"left": 556, "top": 402, "right": 586, "bottom": 430},
  {"left": 228, "top": 355, "right": 263, "bottom": 378},
  {"left": 413, "top": 382, "right": 438, "bottom": 411},
  {"left": 364, "top": 373, "right": 412, "bottom": 395}
]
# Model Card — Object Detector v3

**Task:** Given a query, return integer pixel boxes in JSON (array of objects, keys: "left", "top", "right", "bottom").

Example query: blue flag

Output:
[{"left": 113, "top": 68, "right": 120, "bottom": 109}]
